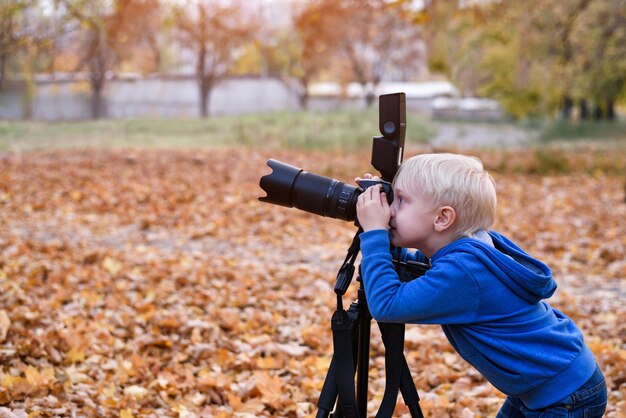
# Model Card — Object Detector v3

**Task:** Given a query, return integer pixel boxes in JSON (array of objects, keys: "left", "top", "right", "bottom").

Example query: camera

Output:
[{"left": 259, "top": 93, "right": 406, "bottom": 222}]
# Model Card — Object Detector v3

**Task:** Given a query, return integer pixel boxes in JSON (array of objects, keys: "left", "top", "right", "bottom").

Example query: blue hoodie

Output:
[{"left": 359, "top": 229, "right": 597, "bottom": 409}]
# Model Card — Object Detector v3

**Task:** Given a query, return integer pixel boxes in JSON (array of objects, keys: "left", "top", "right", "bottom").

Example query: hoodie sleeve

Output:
[{"left": 360, "top": 230, "right": 480, "bottom": 324}]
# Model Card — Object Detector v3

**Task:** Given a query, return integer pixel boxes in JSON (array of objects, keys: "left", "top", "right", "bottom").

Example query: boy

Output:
[{"left": 355, "top": 153, "right": 607, "bottom": 417}]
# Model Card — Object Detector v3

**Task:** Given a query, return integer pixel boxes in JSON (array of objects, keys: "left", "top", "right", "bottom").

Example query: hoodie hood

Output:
[{"left": 433, "top": 230, "right": 556, "bottom": 303}]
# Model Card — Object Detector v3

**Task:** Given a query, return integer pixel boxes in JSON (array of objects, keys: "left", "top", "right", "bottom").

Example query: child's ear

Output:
[{"left": 434, "top": 206, "right": 456, "bottom": 232}]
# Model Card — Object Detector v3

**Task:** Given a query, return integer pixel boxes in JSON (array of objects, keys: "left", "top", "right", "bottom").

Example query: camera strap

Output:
[
  {"left": 377, "top": 322, "right": 404, "bottom": 417},
  {"left": 374, "top": 247, "right": 424, "bottom": 418},
  {"left": 376, "top": 322, "right": 421, "bottom": 418},
  {"left": 331, "top": 308, "right": 359, "bottom": 418}
]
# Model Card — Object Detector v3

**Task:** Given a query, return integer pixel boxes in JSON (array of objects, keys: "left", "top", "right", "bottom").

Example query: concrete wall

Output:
[
  {"left": 0, "top": 75, "right": 300, "bottom": 120},
  {"left": 0, "top": 75, "right": 505, "bottom": 121}
]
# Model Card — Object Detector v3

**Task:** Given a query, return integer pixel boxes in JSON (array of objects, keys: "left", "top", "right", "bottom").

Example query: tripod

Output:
[{"left": 315, "top": 229, "right": 428, "bottom": 418}]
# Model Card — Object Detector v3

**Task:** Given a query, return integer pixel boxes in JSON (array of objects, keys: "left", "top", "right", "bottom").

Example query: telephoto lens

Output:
[
  {"left": 259, "top": 159, "right": 393, "bottom": 222},
  {"left": 259, "top": 159, "right": 361, "bottom": 221}
]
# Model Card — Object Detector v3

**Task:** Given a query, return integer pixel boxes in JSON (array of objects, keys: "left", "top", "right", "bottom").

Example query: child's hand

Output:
[
  {"left": 354, "top": 173, "right": 380, "bottom": 186},
  {"left": 356, "top": 183, "right": 391, "bottom": 231}
]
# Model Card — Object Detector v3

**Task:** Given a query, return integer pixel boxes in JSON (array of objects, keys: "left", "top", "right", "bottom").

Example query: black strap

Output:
[
  {"left": 400, "top": 356, "right": 422, "bottom": 417},
  {"left": 376, "top": 322, "right": 405, "bottom": 417},
  {"left": 332, "top": 309, "right": 359, "bottom": 418}
]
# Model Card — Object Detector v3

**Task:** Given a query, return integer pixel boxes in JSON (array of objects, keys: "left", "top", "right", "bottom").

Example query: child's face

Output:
[{"left": 389, "top": 185, "right": 438, "bottom": 250}]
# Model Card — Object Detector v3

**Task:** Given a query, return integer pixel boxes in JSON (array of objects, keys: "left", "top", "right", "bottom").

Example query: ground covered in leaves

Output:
[{"left": 0, "top": 148, "right": 625, "bottom": 417}]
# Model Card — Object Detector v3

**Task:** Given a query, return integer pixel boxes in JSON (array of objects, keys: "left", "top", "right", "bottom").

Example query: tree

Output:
[
  {"left": 422, "top": 0, "right": 626, "bottom": 120},
  {"left": 173, "top": 0, "right": 256, "bottom": 117},
  {"left": 0, "top": 1, "right": 31, "bottom": 90},
  {"left": 535, "top": 0, "right": 593, "bottom": 119},
  {"left": 110, "top": 0, "right": 164, "bottom": 74},
  {"left": 291, "top": 0, "right": 339, "bottom": 109},
  {"left": 0, "top": 0, "right": 62, "bottom": 117},
  {"left": 294, "top": 0, "right": 425, "bottom": 107},
  {"left": 61, "top": 0, "right": 115, "bottom": 118},
  {"left": 417, "top": 0, "right": 494, "bottom": 96},
  {"left": 232, "top": 27, "right": 311, "bottom": 109},
  {"left": 59, "top": 0, "right": 162, "bottom": 118},
  {"left": 569, "top": 0, "right": 626, "bottom": 120},
  {"left": 337, "top": 0, "right": 424, "bottom": 106}
]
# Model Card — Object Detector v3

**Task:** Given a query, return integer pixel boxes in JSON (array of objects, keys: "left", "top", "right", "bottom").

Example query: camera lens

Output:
[{"left": 259, "top": 159, "right": 360, "bottom": 221}]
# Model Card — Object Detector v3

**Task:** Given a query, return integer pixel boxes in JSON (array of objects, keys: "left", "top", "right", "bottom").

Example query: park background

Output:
[{"left": 1, "top": 0, "right": 625, "bottom": 417}]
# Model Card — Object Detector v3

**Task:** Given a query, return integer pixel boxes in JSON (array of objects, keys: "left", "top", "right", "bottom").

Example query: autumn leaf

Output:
[
  {"left": 123, "top": 385, "right": 148, "bottom": 400},
  {"left": 251, "top": 371, "right": 283, "bottom": 408},
  {"left": 120, "top": 409, "right": 134, "bottom": 418},
  {"left": 0, "top": 148, "right": 624, "bottom": 417},
  {"left": 0, "top": 311, "right": 10, "bottom": 343}
]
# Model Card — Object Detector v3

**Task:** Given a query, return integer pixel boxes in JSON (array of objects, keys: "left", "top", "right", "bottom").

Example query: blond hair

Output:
[{"left": 393, "top": 153, "right": 497, "bottom": 238}]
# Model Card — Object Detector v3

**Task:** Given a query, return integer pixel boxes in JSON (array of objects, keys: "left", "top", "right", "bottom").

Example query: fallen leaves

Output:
[
  {"left": 0, "top": 311, "right": 9, "bottom": 343},
  {"left": 0, "top": 148, "right": 624, "bottom": 417}
]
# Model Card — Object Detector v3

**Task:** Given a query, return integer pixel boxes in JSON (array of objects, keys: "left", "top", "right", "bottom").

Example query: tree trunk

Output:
[
  {"left": 90, "top": 74, "right": 106, "bottom": 119},
  {"left": 365, "top": 91, "right": 376, "bottom": 107},
  {"left": 298, "top": 90, "right": 309, "bottom": 110},
  {"left": 196, "top": 41, "right": 212, "bottom": 118},
  {"left": 87, "top": 31, "right": 109, "bottom": 119},
  {"left": 362, "top": 81, "right": 377, "bottom": 107},
  {"left": 607, "top": 100, "right": 615, "bottom": 121},
  {"left": 200, "top": 88, "right": 209, "bottom": 117},
  {"left": 0, "top": 53, "right": 5, "bottom": 91},
  {"left": 561, "top": 96, "right": 573, "bottom": 120},
  {"left": 199, "top": 77, "right": 213, "bottom": 118},
  {"left": 579, "top": 99, "right": 589, "bottom": 120},
  {"left": 21, "top": 78, "right": 35, "bottom": 120},
  {"left": 295, "top": 78, "right": 309, "bottom": 110},
  {"left": 593, "top": 103, "right": 603, "bottom": 120}
]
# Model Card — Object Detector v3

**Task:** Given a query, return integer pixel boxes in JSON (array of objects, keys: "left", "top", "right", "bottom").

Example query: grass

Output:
[
  {"left": 0, "top": 109, "right": 435, "bottom": 152},
  {"left": 537, "top": 119, "right": 626, "bottom": 143},
  {"left": 2, "top": 112, "right": 625, "bottom": 175}
]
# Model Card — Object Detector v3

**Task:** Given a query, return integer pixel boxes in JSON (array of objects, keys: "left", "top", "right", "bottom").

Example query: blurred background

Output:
[{"left": 0, "top": 0, "right": 624, "bottom": 129}]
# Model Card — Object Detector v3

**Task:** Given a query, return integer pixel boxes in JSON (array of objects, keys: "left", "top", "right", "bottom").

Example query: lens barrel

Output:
[{"left": 259, "top": 159, "right": 360, "bottom": 221}]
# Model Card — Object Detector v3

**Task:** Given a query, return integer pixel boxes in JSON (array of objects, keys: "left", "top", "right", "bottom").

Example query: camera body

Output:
[
  {"left": 358, "top": 179, "right": 394, "bottom": 205},
  {"left": 259, "top": 93, "right": 406, "bottom": 222}
]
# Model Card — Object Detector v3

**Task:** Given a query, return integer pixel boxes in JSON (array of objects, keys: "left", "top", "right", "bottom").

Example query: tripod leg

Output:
[
  {"left": 356, "top": 287, "right": 371, "bottom": 418},
  {"left": 316, "top": 356, "right": 339, "bottom": 418},
  {"left": 399, "top": 358, "right": 424, "bottom": 418},
  {"left": 376, "top": 322, "right": 424, "bottom": 418}
]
